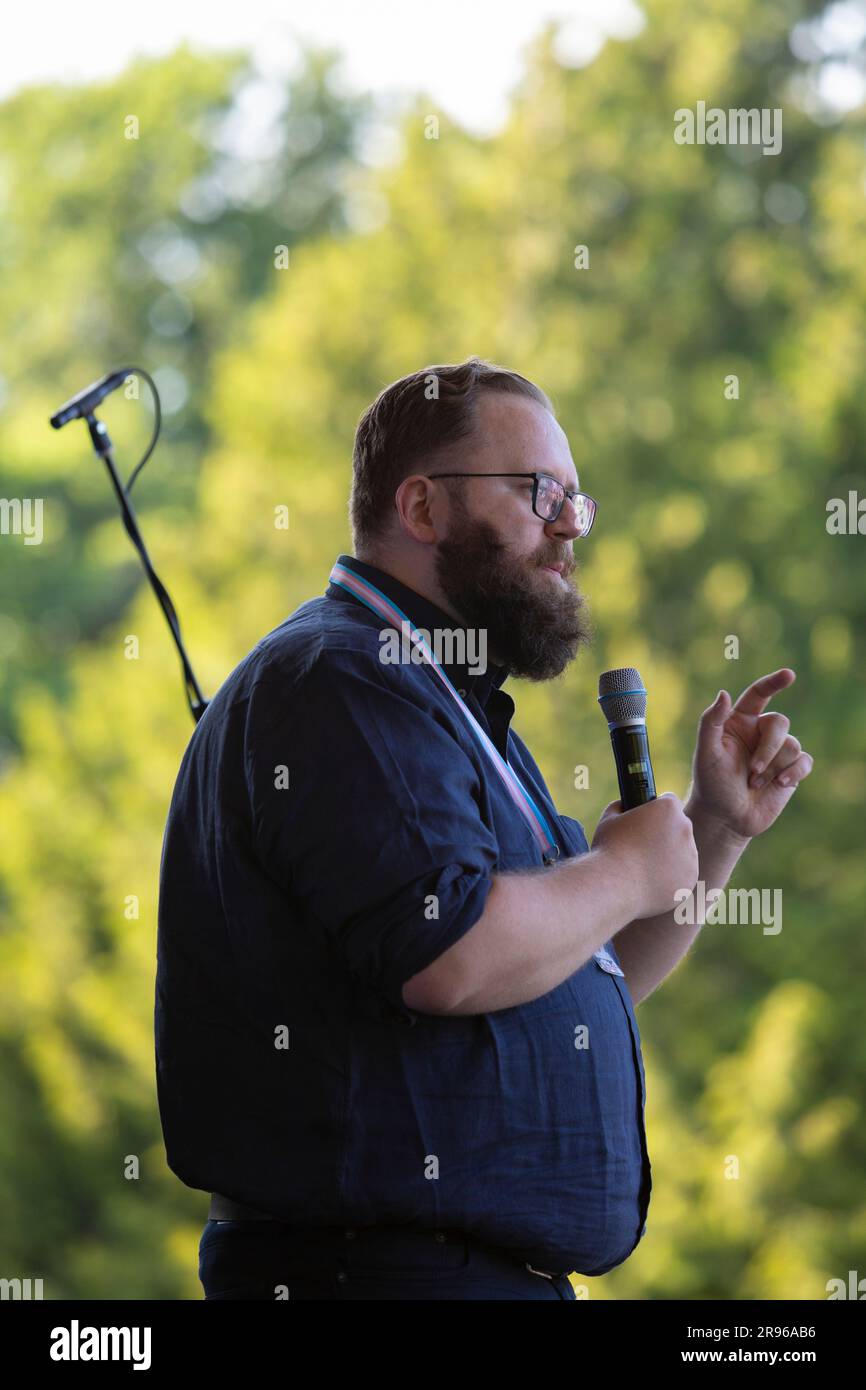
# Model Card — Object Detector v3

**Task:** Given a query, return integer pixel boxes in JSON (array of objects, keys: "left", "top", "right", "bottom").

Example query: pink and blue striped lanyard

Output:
[{"left": 329, "top": 561, "right": 561, "bottom": 866}]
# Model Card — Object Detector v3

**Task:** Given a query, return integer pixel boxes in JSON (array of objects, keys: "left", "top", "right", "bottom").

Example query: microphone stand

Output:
[{"left": 84, "top": 411, "right": 209, "bottom": 724}]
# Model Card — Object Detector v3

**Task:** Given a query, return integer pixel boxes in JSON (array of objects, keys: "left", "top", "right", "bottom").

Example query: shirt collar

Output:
[{"left": 325, "top": 553, "right": 510, "bottom": 706}]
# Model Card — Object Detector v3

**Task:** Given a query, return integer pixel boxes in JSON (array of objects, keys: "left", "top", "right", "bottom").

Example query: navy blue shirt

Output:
[{"left": 155, "top": 552, "right": 652, "bottom": 1276}]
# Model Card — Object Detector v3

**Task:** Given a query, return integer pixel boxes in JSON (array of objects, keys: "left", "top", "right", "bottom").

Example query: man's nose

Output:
[{"left": 544, "top": 495, "right": 582, "bottom": 542}]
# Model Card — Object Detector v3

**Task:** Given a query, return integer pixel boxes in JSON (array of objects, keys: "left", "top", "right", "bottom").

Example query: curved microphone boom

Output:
[{"left": 598, "top": 667, "right": 657, "bottom": 810}]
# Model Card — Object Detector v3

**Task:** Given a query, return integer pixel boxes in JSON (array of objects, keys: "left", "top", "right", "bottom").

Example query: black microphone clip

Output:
[{"left": 50, "top": 367, "right": 134, "bottom": 429}]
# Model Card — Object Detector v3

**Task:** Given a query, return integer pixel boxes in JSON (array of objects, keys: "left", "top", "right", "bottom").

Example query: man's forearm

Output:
[
  {"left": 434, "top": 847, "right": 642, "bottom": 1015},
  {"left": 612, "top": 797, "right": 751, "bottom": 1007}
]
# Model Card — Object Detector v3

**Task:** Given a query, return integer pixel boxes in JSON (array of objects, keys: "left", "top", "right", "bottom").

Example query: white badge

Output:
[{"left": 593, "top": 947, "right": 624, "bottom": 977}]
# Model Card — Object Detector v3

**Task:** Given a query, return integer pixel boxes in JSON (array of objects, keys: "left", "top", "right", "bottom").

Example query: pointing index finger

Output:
[{"left": 732, "top": 668, "right": 796, "bottom": 718}]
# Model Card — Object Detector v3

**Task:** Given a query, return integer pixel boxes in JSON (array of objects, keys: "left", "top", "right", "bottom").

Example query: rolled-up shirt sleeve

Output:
[{"left": 244, "top": 650, "right": 499, "bottom": 1016}]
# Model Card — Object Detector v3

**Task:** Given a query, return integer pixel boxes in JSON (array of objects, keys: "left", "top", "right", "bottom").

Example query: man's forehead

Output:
[{"left": 477, "top": 394, "right": 579, "bottom": 488}]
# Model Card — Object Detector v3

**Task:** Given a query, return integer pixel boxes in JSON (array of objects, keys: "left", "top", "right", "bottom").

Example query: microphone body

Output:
[
  {"left": 50, "top": 367, "right": 132, "bottom": 428},
  {"left": 598, "top": 667, "right": 657, "bottom": 810}
]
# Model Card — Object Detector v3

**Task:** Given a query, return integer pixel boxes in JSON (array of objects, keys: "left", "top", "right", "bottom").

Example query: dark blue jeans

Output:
[{"left": 199, "top": 1220, "right": 577, "bottom": 1301}]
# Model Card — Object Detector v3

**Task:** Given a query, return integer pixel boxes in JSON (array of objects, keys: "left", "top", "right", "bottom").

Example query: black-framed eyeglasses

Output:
[{"left": 425, "top": 471, "right": 598, "bottom": 536}]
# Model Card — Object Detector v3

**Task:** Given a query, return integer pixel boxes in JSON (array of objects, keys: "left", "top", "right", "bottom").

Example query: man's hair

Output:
[{"left": 349, "top": 356, "right": 554, "bottom": 556}]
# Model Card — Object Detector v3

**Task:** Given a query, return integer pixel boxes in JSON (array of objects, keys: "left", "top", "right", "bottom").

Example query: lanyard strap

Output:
[{"left": 328, "top": 562, "right": 560, "bottom": 865}]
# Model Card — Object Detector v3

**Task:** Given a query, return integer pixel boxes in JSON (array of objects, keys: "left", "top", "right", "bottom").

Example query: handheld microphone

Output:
[
  {"left": 598, "top": 666, "right": 657, "bottom": 809},
  {"left": 50, "top": 367, "right": 133, "bottom": 429}
]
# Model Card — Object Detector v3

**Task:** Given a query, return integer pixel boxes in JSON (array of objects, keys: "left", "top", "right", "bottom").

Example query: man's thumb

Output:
[{"left": 703, "top": 689, "right": 730, "bottom": 729}]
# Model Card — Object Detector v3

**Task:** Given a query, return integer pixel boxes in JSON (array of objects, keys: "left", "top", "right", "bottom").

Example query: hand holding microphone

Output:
[
  {"left": 591, "top": 666, "right": 698, "bottom": 920},
  {"left": 591, "top": 794, "right": 698, "bottom": 920}
]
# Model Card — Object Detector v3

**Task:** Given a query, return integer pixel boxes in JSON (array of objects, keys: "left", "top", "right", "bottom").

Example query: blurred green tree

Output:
[
  {"left": 0, "top": 41, "right": 370, "bottom": 749},
  {"left": 1, "top": 0, "right": 864, "bottom": 1298}
]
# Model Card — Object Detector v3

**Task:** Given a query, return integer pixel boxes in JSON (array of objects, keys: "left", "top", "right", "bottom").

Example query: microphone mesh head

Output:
[{"left": 598, "top": 667, "right": 647, "bottom": 722}]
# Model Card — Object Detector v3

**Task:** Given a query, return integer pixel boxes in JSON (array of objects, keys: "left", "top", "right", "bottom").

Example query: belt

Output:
[
  {"left": 207, "top": 1193, "right": 567, "bottom": 1280},
  {"left": 209, "top": 1192, "right": 281, "bottom": 1221}
]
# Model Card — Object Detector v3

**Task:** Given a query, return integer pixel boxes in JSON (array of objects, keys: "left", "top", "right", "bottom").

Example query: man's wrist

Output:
[
  {"left": 585, "top": 844, "right": 646, "bottom": 933},
  {"left": 684, "top": 793, "right": 751, "bottom": 856}
]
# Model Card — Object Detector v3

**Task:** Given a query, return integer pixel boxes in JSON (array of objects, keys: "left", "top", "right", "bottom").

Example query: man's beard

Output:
[{"left": 433, "top": 499, "right": 594, "bottom": 681}]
